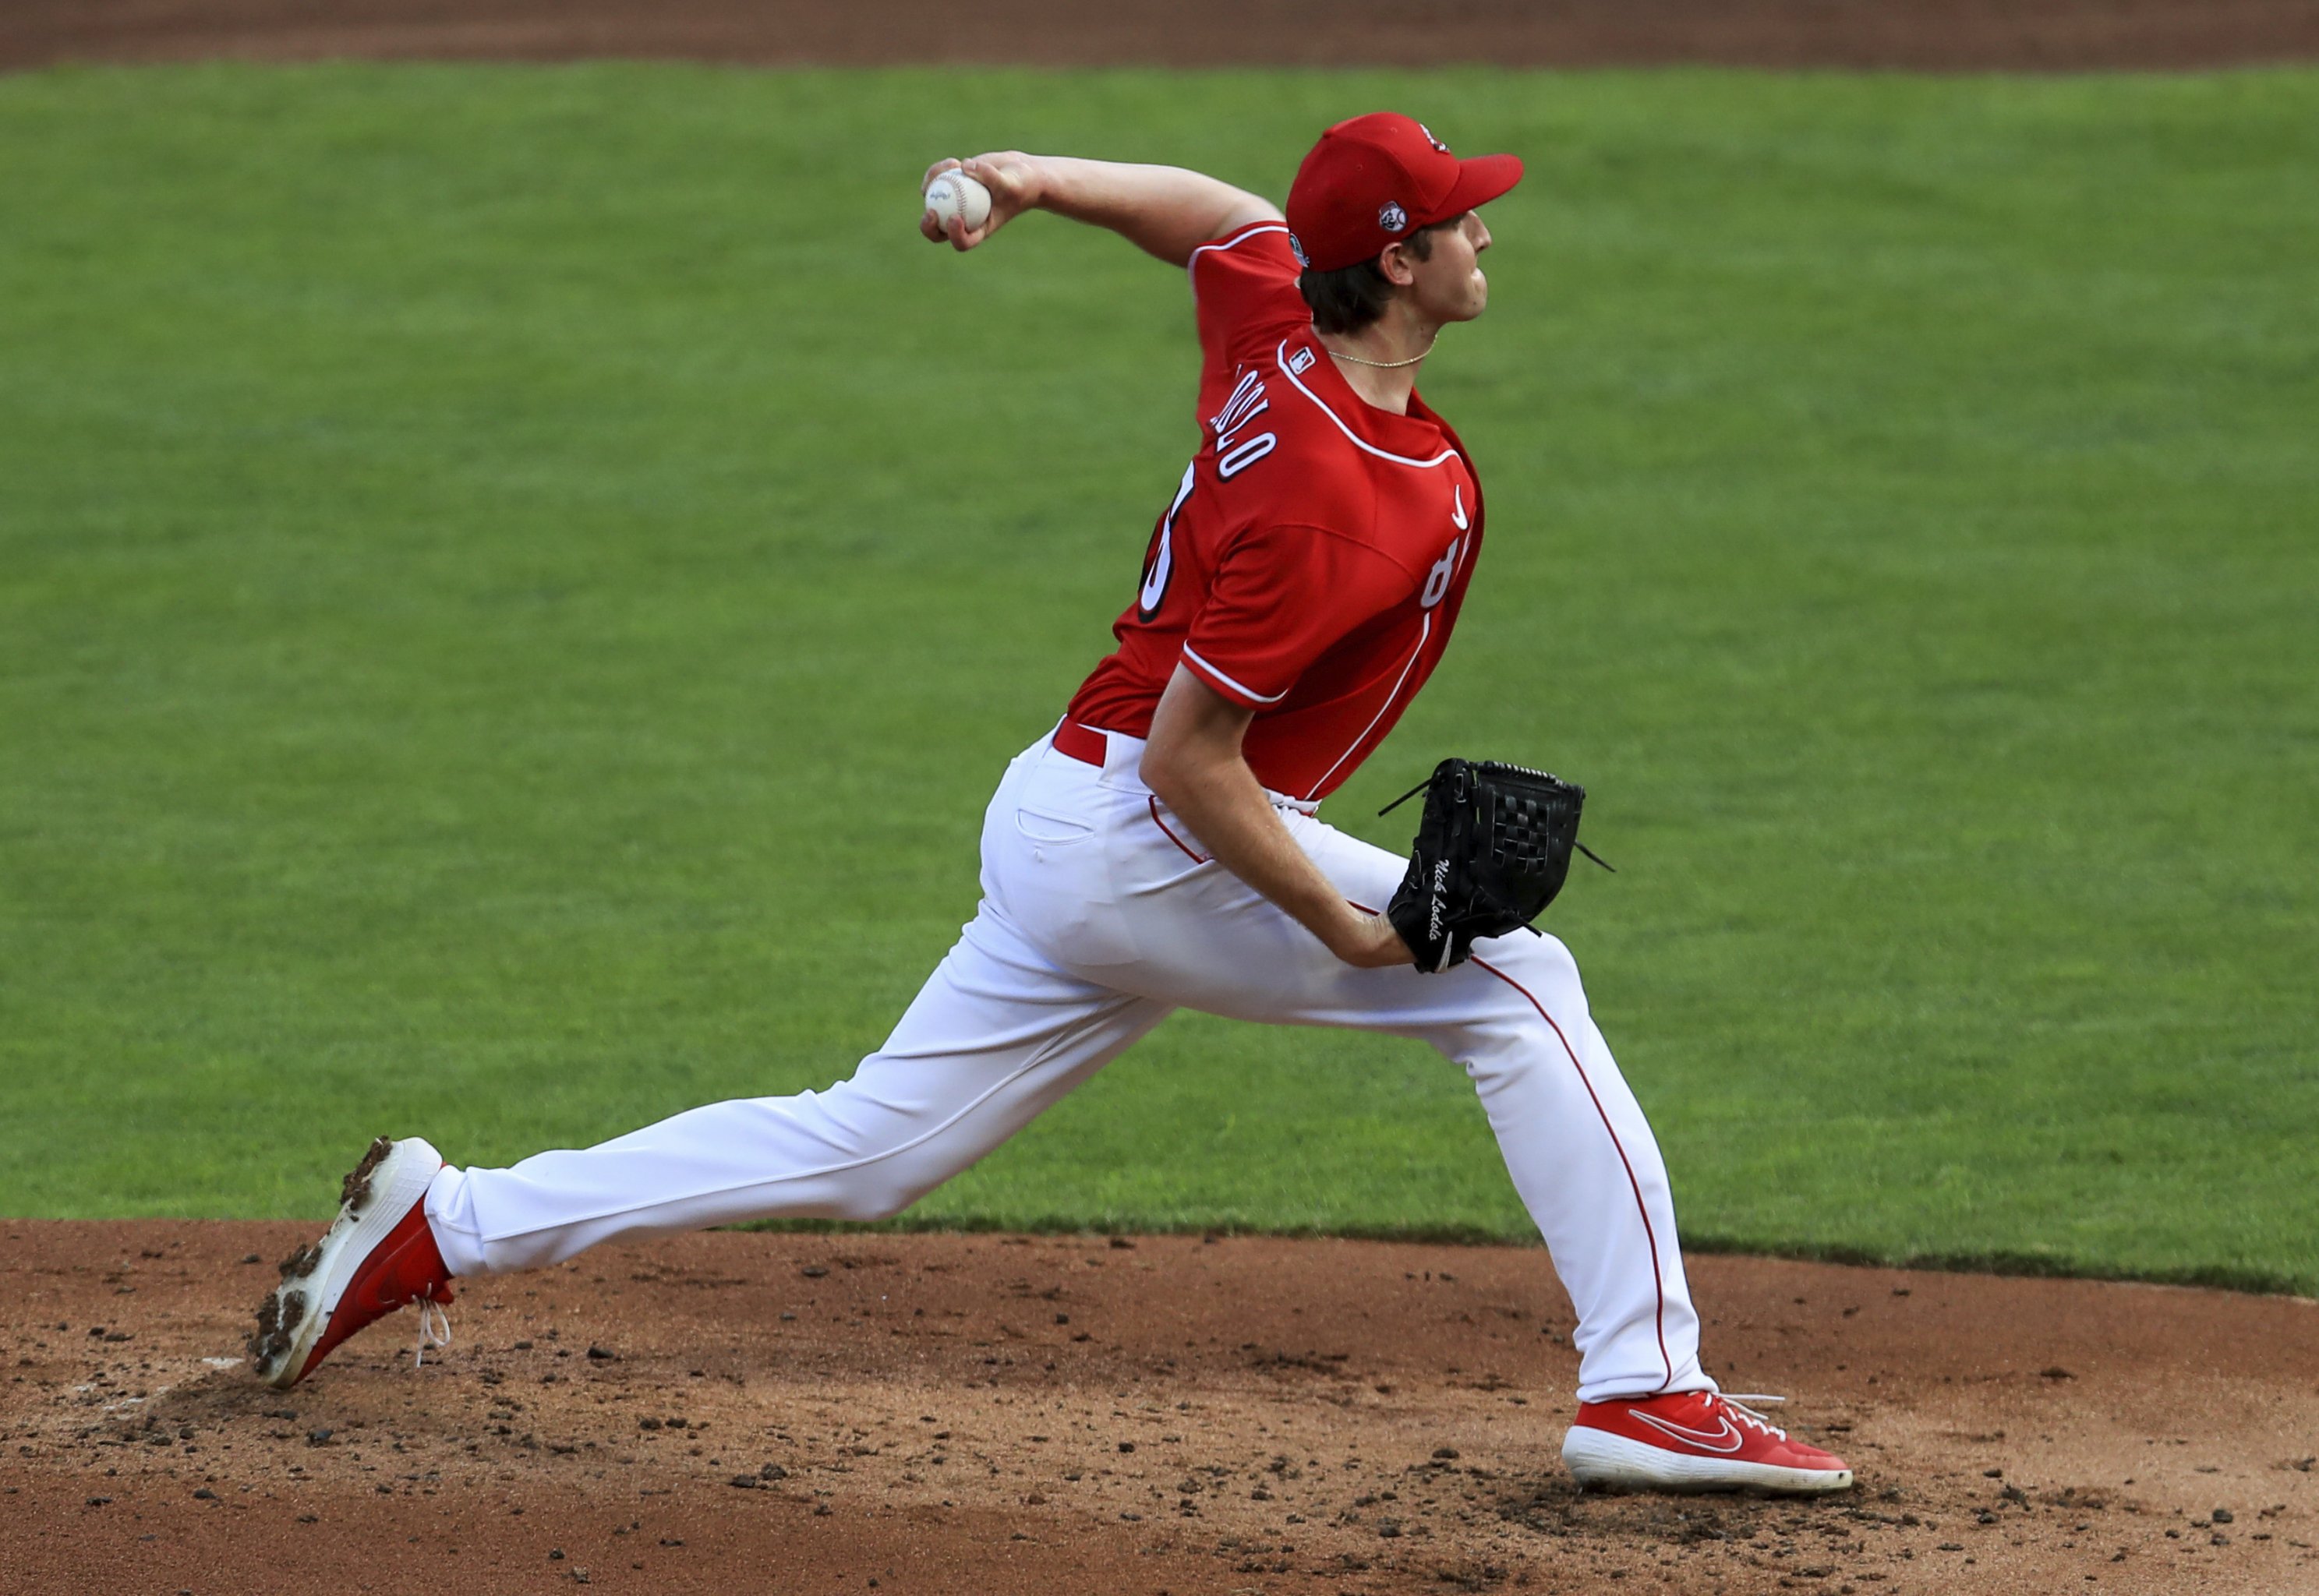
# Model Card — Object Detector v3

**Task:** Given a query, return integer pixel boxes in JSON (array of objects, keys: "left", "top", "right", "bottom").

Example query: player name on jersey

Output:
[{"left": 1065, "top": 223, "right": 1484, "bottom": 805}]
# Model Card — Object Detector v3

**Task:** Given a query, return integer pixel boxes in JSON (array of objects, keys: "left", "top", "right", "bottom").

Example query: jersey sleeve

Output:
[
  {"left": 1188, "top": 224, "right": 1309, "bottom": 377},
  {"left": 1179, "top": 524, "right": 1413, "bottom": 710}
]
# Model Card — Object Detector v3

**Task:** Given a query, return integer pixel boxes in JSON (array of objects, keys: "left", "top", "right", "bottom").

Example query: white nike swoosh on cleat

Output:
[{"left": 1631, "top": 1413, "right": 1746, "bottom": 1454}]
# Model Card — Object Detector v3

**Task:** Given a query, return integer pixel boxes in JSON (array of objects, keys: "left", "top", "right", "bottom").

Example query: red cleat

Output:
[
  {"left": 1563, "top": 1390, "right": 1854, "bottom": 1494},
  {"left": 248, "top": 1136, "right": 456, "bottom": 1389}
]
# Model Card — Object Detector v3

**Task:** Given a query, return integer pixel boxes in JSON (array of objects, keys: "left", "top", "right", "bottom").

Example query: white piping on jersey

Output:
[
  {"left": 1186, "top": 223, "right": 1292, "bottom": 284},
  {"left": 1303, "top": 612, "right": 1431, "bottom": 800},
  {"left": 1273, "top": 339, "right": 1461, "bottom": 470},
  {"left": 1182, "top": 646, "right": 1290, "bottom": 705}
]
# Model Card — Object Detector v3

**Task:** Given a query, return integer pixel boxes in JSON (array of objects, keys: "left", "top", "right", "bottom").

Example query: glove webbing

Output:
[{"left": 1378, "top": 770, "right": 1617, "bottom": 876}]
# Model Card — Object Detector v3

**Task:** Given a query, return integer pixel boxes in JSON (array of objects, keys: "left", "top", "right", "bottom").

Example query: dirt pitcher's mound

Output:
[
  {"left": 4, "top": 1223, "right": 2315, "bottom": 1595},
  {"left": 5, "top": 0, "right": 2319, "bottom": 73}
]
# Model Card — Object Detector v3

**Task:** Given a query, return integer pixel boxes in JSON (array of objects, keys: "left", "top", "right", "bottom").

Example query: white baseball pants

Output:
[{"left": 425, "top": 729, "right": 1709, "bottom": 1402}]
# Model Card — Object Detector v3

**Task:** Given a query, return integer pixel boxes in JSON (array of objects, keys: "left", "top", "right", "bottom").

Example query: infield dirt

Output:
[
  {"left": 5, "top": 0, "right": 2319, "bottom": 72},
  {"left": 6, "top": 1223, "right": 2315, "bottom": 1594}
]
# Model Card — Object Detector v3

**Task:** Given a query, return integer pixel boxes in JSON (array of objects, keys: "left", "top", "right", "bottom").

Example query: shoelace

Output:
[
  {"left": 413, "top": 1299, "right": 454, "bottom": 1368},
  {"left": 1720, "top": 1393, "right": 1790, "bottom": 1441}
]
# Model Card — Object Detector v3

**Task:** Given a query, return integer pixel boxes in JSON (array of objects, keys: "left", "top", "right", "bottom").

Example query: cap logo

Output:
[
  {"left": 1417, "top": 122, "right": 1451, "bottom": 154},
  {"left": 1378, "top": 201, "right": 1408, "bottom": 233},
  {"left": 1288, "top": 232, "right": 1309, "bottom": 267}
]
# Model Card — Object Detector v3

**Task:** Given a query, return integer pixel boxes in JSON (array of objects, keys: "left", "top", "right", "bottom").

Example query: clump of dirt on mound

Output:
[
  {"left": 4, "top": 1223, "right": 2315, "bottom": 1594},
  {"left": 4, "top": 0, "right": 2317, "bottom": 73}
]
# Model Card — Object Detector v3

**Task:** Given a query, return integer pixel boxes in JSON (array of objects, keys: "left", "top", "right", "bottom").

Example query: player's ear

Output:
[{"left": 1375, "top": 242, "right": 1419, "bottom": 288}]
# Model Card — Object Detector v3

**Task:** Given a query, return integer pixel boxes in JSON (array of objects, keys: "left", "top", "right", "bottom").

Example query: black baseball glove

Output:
[{"left": 1380, "top": 759, "right": 1611, "bottom": 973}]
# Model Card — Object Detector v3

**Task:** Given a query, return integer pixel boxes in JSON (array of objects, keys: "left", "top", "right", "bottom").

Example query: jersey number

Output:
[
  {"left": 1137, "top": 459, "right": 1197, "bottom": 619},
  {"left": 1421, "top": 536, "right": 1465, "bottom": 609}
]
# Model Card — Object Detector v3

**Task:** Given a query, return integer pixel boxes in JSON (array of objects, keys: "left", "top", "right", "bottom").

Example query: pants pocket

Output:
[
  {"left": 1014, "top": 806, "right": 1097, "bottom": 848},
  {"left": 988, "top": 782, "right": 1140, "bottom": 968}
]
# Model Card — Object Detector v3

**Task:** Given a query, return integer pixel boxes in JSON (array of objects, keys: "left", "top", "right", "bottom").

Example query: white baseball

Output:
[{"left": 924, "top": 169, "right": 993, "bottom": 233}]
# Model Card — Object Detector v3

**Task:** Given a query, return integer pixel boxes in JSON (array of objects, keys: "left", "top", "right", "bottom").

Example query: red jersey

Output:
[{"left": 1062, "top": 221, "right": 1484, "bottom": 804}]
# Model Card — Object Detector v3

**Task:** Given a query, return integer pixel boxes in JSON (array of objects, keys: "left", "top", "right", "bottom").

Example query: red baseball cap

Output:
[{"left": 1286, "top": 113, "right": 1523, "bottom": 274}]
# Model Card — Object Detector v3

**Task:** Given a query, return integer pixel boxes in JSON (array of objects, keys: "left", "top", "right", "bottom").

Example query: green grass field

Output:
[{"left": 2, "top": 65, "right": 2313, "bottom": 1293}]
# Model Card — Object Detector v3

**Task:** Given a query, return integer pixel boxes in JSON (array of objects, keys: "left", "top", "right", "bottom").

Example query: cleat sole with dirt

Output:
[{"left": 246, "top": 1135, "right": 444, "bottom": 1388}]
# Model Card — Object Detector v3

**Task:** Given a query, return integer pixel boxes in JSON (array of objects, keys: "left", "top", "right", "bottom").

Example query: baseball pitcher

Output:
[{"left": 249, "top": 114, "right": 1851, "bottom": 1495}]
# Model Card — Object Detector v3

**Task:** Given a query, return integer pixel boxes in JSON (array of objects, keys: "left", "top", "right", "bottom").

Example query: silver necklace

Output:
[{"left": 1324, "top": 332, "right": 1438, "bottom": 369}]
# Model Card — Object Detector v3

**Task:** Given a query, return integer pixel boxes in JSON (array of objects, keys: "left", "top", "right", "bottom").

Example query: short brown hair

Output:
[{"left": 1298, "top": 216, "right": 1458, "bottom": 335}]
